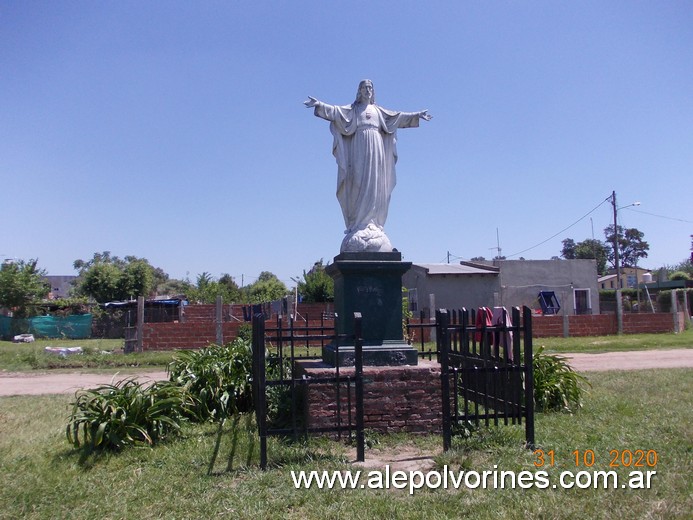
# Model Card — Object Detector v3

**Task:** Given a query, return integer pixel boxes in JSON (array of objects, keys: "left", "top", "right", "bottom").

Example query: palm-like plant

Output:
[
  {"left": 533, "top": 346, "right": 590, "bottom": 413},
  {"left": 66, "top": 378, "right": 192, "bottom": 450}
]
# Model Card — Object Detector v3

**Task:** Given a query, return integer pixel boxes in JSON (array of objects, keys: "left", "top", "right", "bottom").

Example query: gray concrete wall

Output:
[
  {"left": 403, "top": 266, "right": 500, "bottom": 315},
  {"left": 495, "top": 259, "right": 600, "bottom": 315},
  {"left": 403, "top": 260, "right": 599, "bottom": 316}
]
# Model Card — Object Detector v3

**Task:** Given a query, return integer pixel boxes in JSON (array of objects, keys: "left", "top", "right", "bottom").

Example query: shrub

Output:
[
  {"left": 66, "top": 379, "right": 192, "bottom": 450},
  {"left": 167, "top": 338, "right": 253, "bottom": 422},
  {"left": 533, "top": 346, "right": 590, "bottom": 413}
]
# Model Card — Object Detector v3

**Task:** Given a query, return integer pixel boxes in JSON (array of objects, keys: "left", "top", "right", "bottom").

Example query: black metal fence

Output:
[
  {"left": 437, "top": 306, "right": 535, "bottom": 450},
  {"left": 407, "top": 310, "right": 437, "bottom": 360},
  {"left": 251, "top": 312, "right": 365, "bottom": 470}
]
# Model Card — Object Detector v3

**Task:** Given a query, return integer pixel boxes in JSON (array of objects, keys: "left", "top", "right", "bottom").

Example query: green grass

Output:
[
  {"left": 0, "top": 338, "right": 176, "bottom": 372},
  {"left": 539, "top": 327, "right": 693, "bottom": 354},
  {"left": 0, "top": 369, "right": 690, "bottom": 519},
  {"left": 411, "top": 328, "right": 693, "bottom": 356}
]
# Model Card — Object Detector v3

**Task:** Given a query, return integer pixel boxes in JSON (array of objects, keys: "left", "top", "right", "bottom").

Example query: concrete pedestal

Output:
[{"left": 324, "top": 252, "right": 417, "bottom": 366}]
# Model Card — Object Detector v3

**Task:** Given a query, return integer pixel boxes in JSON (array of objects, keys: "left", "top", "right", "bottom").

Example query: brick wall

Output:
[
  {"left": 142, "top": 321, "right": 244, "bottom": 350},
  {"left": 178, "top": 303, "right": 333, "bottom": 323},
  {"left": 180, "top": 304, "right": 245, "bottom": 322},
  {"left": 297, "top": 360, "right": 447, "bottom": 434},
  {"left": 532, "top": 312, "right": 683, "bottom": 338},
  {"left": 142, "top": 303, "right": 684, "bottom": 349},
  {"left": 142, "top": 316, "right": 335, "bottom": 351}
]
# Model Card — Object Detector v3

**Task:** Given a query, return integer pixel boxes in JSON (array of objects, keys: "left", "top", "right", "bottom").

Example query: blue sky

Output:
[{"left": 1, "top": 1, "right": 691, "bottom": 288}]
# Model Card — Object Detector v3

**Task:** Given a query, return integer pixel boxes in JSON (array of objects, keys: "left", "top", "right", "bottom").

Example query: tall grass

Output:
[{"left": 1, "top": 368, "right": 690, "bottom": 519}]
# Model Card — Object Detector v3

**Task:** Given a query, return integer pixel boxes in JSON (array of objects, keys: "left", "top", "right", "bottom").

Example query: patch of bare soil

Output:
[{"left": 349, "top": 445, "right": 440, "bottom": 473}]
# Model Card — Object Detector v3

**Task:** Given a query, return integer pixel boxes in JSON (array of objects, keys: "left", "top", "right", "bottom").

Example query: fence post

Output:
[
  {"left": 353, "top": 313, "right": 365, "bottom": 462},
  {"left": 523, "top": 306, "right": 535, "bottom": 449},
  {"left": 251, "top": 313, "right": 268, "bottom": 470},
  {"left": 616, "top": 289, "right": 624, "bottom": 334},
  {"left": 438, "top": 309, "right": 452, "bottom": 452},
  {"left": 216, "top": 295, "right": 223, "bottom": 346},
  {"left": 136, "top": 296, "right": 144, "bottom": 353},
  {"left": 672, "top": 291, "right": 680, "bottom": 333}
]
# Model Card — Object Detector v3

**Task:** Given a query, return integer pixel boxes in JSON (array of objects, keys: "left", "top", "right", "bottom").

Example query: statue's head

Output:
[{"left": 354, "top": 79, "right": 375, "bottom": 105}]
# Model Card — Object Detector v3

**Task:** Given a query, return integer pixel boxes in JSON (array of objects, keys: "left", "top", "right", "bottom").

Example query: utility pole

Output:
[
  {"left": 611, "top": 191, "right": 623, "bottom": 334},
  {"left": 612, "top": 191, "right": 620, "bottom": 290}
]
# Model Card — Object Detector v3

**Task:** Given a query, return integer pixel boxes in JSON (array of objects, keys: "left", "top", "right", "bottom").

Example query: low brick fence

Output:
[
  {"left": 532, "top": 312, "right": 685, "bottom": 338},
  {"left": 138, "top": 304, "right": 686, "bottom": 350},
  {"left": 141, "top": 316, "right": 335, "bottom": 351},
  {"left": 141, "top": 322, "right": 244, "bottom": 350}
]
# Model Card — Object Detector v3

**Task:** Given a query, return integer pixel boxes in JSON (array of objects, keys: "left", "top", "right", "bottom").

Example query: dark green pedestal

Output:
[{"left": 323, "top": 252, "right": 418, "bottom": 367}]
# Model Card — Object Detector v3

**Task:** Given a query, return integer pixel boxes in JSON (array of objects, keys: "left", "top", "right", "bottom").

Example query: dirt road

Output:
[
  {"left": 0, "top": 349, "right": 691, "bottom": 397},
  {"left": 0, "top": 370, "right": 168, "bottom": 397}
]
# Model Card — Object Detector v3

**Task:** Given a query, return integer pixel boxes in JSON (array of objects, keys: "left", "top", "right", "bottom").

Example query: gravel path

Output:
[{"left": 0, "top": 349, "right": 691, "bottom": 396}]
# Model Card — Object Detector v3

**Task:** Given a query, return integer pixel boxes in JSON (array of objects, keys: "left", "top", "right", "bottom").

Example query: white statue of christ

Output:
[{"left": 305, "top": 80, "right": 431, "bottom": 253}]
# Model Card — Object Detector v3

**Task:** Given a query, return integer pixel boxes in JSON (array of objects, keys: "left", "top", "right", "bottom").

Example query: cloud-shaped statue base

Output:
[{"left": 341, "top": 224, "right": 393, "bottom": 253}]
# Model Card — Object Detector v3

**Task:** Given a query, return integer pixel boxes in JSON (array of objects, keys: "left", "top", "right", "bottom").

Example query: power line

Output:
[
  {"left": 624, "top": 207, "right": 693, "bottom": 224},
  {"left": 506, "top": 196, "right": 612, "bottom": 258}
]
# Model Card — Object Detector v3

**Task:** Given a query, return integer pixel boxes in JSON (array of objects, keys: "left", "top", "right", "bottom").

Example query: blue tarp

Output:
[{"left": 0, "top": 314, "right": 93, "bottom": 339}]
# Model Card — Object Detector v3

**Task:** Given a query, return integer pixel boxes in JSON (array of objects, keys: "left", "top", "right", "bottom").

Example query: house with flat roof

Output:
[{"left": 403, "top": 259, "right": 599, "bottom": 316}]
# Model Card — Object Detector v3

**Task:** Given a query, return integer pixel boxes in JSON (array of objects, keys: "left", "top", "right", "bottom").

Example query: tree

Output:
[
  {"left": 186, "top": 272, "right": 241, "bottom": 304},
  {"left": 561, "top": 239, "right": 576, "bottom": 259},
  {"left": 0, "top": 259, "right": 50, "bottom": 318},
  {"left": 72, "top": 252, "right": 161, "bottom": 302},
  {"left": 561, "top": 238, "right": 609, "bottom": 275},
  {"left": 79, "top": 262, "right": 122, "bottom": 303},
  {"left": 604, "top": 225, "right": 650, "bottom": 268},
  {"left": 219, "top": 274, "right": 242, "bottom": 302},
  {"left": 297, "top": 260, "right": 334, "bottom": 303},
  {"left": 156, "top": 278, "right": 192, "bottom": 298},
  {"left": 245, "top": 271, "right": 288, "bottom": 304},
  {"left": 663, "top": 258, "right": 693, "bottom": 280}
]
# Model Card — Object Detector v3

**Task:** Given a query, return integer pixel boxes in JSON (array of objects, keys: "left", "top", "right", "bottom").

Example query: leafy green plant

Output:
[
  {"left": 297, "top": 260, "right": 334, "bottom": 302},
  {"left": 0, "top": 259, "right": 50, "bottom": 319},
  {"left": 402, "top": 286, "right": 413, "bottom": 343},
  {"left": 167, "top": 338, "right": 253, "bottom": 422},
  {"left": 264, "top": 354, "right": 302, "bottom": 430},
  {"left": 532, "top": 346, "right": 590, "bottom": 413},
  {"left": 66, "top": 378, "right": 192, "bottom": 450}
]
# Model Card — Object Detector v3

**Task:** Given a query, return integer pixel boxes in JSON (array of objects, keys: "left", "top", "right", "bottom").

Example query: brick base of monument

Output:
[{"left": 295, "top": 359, "right": 444, "bottom": 434}]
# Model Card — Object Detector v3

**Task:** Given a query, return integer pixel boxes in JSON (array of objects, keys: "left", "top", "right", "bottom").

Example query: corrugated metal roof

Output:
[{"left": 414, "top": 263, "right": 499, "bottom": 276}]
